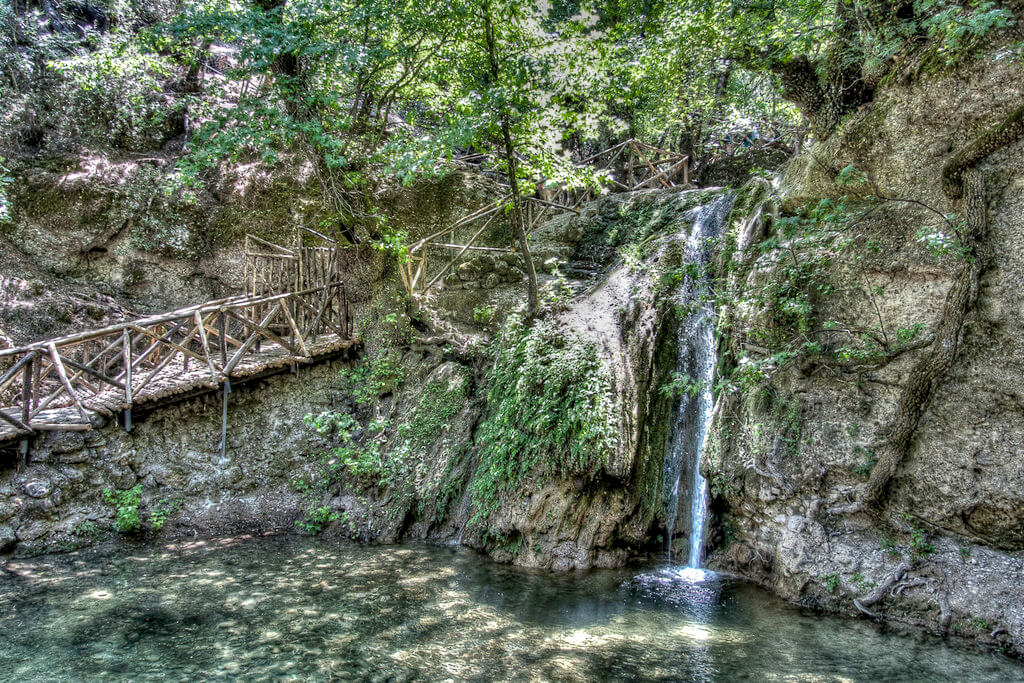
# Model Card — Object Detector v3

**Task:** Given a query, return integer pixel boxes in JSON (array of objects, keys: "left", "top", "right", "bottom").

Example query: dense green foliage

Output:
[
  {"left": 1, "top": 0, "right": 1015, "bottom": 263},
  {"left": 470, "top": 315, "right": 618, "bottom": 522}
]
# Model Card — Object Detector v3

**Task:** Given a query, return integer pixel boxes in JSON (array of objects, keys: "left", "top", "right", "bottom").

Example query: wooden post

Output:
[
  {"left": 194, "top": 311, "right": 217, "bottom": 384},
  {"left": 47, "top": 343, "right": 88, "bottom": 424},
  {"left": 31, "top": 352, "right": 40, "bottom": 412},
  {"left": 218, "top": 313, "right": 228, "bottom": 367},
  {"left": 627, "top": 142, "right": 635, "bottom": 189},
  {"left": 122, "top": 329, "right": 133, "bottom": 408},
  {"left": 21, "top": 355, "right": 32, "bottom": 427}
]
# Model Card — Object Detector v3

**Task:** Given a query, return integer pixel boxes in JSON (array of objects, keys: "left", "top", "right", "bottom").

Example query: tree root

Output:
[
  {"left": 853, "top": 561, "right": 910, "bottom": 618},
  {"left": 862, "top": 102, "right": 1024, "bottom": 508}
]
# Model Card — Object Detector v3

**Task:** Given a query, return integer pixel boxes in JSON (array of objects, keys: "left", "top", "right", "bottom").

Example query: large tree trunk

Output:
[
  {"left": 772, "top": 0, "right": 873, "bottom": 139},
  {"left": 863, "top": 103, "right": 1024, "bottom": 506}
]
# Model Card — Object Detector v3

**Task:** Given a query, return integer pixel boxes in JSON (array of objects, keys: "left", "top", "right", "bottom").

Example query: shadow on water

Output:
[{"left": 0, "top": 536, "right": 1019, "bottom": 681}]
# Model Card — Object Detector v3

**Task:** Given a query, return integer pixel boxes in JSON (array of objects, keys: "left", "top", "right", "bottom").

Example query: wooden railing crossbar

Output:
[{"left": 1, "top": 260, "right": 353, "bottom": 439}]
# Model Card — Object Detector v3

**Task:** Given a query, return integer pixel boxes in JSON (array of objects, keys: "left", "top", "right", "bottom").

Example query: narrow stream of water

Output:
[
  {"left": 663, "top": 196, "right": 733, "bottom": 567},
  {"left": 0, "top": 536, "right": 1018, "bottom": 680}
]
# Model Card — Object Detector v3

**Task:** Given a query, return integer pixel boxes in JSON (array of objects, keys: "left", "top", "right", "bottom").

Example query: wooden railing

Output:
[
  {"left": 0, "top": 273, "right": 351, "bottom": 439},
  {"left": 398, "top": 194, "right": 578, "bottom": 297},
  {"left": 582, "top": 138, "right": 691, "bottom": 193}
]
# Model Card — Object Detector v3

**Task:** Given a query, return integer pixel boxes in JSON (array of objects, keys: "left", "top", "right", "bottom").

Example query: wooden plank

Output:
[
  {"left": 134, "top": 347, "right": 181, "bottom": 395},
  {"left": 246, "top": 234, "right": 295, "bottom": 255},
  {"left": 425, "top": 243, "right": 514, "bottom": 253},
  {"left": 127, "top": 324, "right": 209, "bottom": 366},
  {"left": 293, "top": 288, "right": 344, "bottom": 338},
  {"left": 218, "top": 313, "right": 228, "bottom": 366},
  {"left": 29, "top": 421, "right": 92, "bottom": 432},
  {"left": 299, "top": 225, "right": 337, "bottom": 244},
  {"left": 279, "top": 299, "right": 309, "bottom": 356},
  {"left": 579, "top": 139, "right": 630, "bottom": 164},
  {"left": 423, "top": 211, "right": 500, "bottom": 293},
  {"left": 47, "top": 343, "right": 89, "bottom": 423},
  {"left": 525, "top": 196, "right": 579, "bottom": 214},
  {"left": 194, "top": 311, "right": 218, "bottom": 383},
  {"left": 632, "top": 143, "right": 672, "bottom": 189},
  {"left": 21, "top": 357, "right": 31, "bottom": 427},
  {"left": 245, "top": 251, "right": 296, "bottom": 260},
  {"left": 223, "top": 310, "right": 299, "bottom": 354},
  {"left": 0, "top": 352, "right": 35, "bottom": 390},
  {"left": 223, "top": 304, "right": 281, "bottom": 375},
  {"left": 60, "top": 356, "right": 126, "bottom": 390},
  {"left": 0, "top": 409, "right": 34, "bottom": 433}
]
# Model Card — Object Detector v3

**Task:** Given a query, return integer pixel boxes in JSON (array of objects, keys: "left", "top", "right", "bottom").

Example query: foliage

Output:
[
  {"left": 103, "top": 485, "right": 143, "bottom": 533},
  {"left": 148, "top": 499, "right": 183, "bottom": 532},
  {"left": 822, "top": 572, "right": 841, "bottom": 593},
  {"left": 296, "top": 506, "right": 341, "bottom": 535},
  {"left": 879, "top": 533, "right": 903, "bottom": 558},
  {"left": 473, "top": 305, "right": 496, "bottom": 324},
  {"left": 338, "top": 353, "right": 406, "bottom": 406},
  {"left": 470, "top": 315, "right": 618, "bottom": 523},
  {"left": 916, "top": 223, "right": 971, "bottom": 259},
  {"left": 302, "top": 361, "right": 471, "bottom": 529},
  {"left": 902, "top": 513, "right": 937, "bottom": 557},
  {"left": 916, "top": 0, "right": 1013, "bottom": 66},
  {"left": 47, "top": 32, "right": 181, "bottom": 151},
  {"left": 102, "top": 485, "right": 181, "bottom": 533},
  {"left": 660, "top": 372, "right": 705, "bottom": 400}
]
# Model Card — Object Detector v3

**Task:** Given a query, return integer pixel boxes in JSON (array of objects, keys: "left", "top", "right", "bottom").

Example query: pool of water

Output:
[{"left": 0, "top": 535, "right": 1018, "bottom": 681}]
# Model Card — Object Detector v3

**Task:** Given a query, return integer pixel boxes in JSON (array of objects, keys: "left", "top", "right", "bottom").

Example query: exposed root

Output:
[
  {"left": 891, "top": 577, "right": 928, "bottom": 596},
  {"left": 942, "top": 104, "right": 1024, "bottom": 200},
  {"left": 863, "top": 102, "right": 1024, "bottom": 507},
  {"left": 853, "top": 561, "right": 910, "bottom": 618}
]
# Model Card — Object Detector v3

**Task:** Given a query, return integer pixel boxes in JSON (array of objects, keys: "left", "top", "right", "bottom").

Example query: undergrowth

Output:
[{"left": 469, "top": 315, "right": 618, "bottom": 525}]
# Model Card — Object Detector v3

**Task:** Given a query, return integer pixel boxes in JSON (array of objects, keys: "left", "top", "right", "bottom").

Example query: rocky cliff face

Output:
[
  {"left": 0, "top": 357, "right": 352, "bottom": 556},
  {"left": 289, "top": 189, "right": 724, "bottom": 571},
  {"left": 0, "top": 184, "right": 708, "bottom": 572},
  {"left": 705, "top": 51, "right": 1024, "bottom": 656},
  {"left": 2, "top": 36, "right": 1022, "bottom": 660}
]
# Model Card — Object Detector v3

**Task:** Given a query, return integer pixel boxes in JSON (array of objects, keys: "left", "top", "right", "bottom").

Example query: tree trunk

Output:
[{"left": 482, "top": 0, "right": 539, "bottom": 315}]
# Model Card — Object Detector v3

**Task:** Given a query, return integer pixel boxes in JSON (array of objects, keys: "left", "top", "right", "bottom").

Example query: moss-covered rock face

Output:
[{"left": 706, "top": 50, "right": 1024, "bottom": 656}]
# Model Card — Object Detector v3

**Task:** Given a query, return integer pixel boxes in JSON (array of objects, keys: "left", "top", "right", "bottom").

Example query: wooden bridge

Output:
[
  {"left": 403, "top": 139, "right": 691, "bottom": 296},
  {"left": 0, "top": 228, "right": 357, "bottom": 450}
]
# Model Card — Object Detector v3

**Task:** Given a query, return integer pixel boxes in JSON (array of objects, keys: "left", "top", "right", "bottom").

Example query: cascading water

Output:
[{"left": 662, "top": 195, "right": 734, "bottom": 569}]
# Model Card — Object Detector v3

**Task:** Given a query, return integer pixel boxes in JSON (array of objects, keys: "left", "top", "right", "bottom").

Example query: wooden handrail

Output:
[{"left": 0, "top": 230, "right": 355, "bottom": 439}]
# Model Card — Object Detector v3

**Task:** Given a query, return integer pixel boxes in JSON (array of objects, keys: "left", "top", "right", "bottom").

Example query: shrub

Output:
[
  {"left": 469, "top": 316, "right": 618, "bottom": 522},
  {"left": 103, "top": 484, "right": 143, "bottom": 533}
]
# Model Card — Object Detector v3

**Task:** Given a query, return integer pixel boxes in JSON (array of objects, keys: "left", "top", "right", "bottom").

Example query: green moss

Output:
[{"left": 469, "top": 316, "right": 619, "bottom": 524}]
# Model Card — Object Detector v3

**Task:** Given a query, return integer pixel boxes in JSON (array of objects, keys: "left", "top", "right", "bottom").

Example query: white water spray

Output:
[{"left": 662, "top": 195, "right": 733, "bottom": 569}]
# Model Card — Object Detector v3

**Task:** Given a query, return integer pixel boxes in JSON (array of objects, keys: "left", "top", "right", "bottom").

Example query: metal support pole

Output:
[{"left": 219, "top": 378, "right": 231, "bottom": 459}]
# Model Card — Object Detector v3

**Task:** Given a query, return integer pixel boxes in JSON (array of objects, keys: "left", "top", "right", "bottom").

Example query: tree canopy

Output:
[{"left": 0, "top": 0, "right": 1014, "bottom": 258}]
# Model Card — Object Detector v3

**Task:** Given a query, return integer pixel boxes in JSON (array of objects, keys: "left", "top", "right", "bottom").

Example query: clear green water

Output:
[{"left": 0, "top": 535, "right": 1018, "bottom": 681}]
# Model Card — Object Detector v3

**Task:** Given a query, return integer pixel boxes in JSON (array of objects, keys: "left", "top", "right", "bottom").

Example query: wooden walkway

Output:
[
  {"left": 401, "top": 139, "right": 691, "bottom": 296},
  {"left": 0, "top": 230, "right": 358, "bottom": 446}
]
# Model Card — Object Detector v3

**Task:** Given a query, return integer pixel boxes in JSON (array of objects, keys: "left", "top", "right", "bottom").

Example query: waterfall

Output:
[{"left": 662, "top": 195, "right": 734, "bottom": 568}]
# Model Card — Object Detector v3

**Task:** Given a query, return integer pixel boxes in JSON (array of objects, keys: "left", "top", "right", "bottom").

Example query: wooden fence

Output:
[
  {"left": 398, "top": 139, "right": 690, "bottom": 297},
  {"left": 581, "top": 138, "right": 691, "bottom": 193},
  {"left": 0, "top": 232, "right": 352, "bottom": 442},
  {"left": 398, "top": 194, "right": 578, "bottom": 297}
]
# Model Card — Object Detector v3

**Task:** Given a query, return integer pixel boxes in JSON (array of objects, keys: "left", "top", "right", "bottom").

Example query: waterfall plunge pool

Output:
[{"left": 0, "top": 535, "right": 1019, "bottom": 680}]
